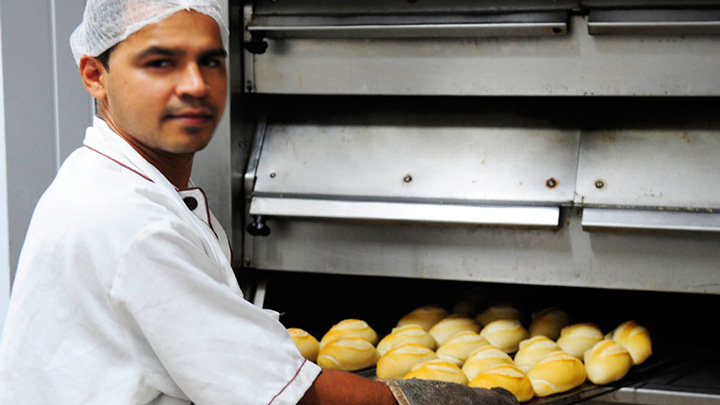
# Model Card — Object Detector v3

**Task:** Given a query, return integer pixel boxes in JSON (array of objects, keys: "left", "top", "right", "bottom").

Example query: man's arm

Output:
[{"left": 298, "top": 369, "right": 397, "bottom": 405}]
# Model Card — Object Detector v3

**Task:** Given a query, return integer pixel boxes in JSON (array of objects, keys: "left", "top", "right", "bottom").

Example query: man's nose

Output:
[{"left": 176, "top": 63, "right": 209, "bottom": 98}]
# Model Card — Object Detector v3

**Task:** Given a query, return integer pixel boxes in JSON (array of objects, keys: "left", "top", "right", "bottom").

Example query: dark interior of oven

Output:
[{"left": 259, "top": 270, "right": 720, "bottom": 403}]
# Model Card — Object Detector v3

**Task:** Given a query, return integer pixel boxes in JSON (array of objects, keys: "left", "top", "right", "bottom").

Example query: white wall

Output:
[{"left": 0, "top": 14, "right": 9, "bottom": 331}]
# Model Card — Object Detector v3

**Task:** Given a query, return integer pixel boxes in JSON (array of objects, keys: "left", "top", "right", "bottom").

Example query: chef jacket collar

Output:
[{"left": 83, "top": 117, "right": 214, "bottom": 229}]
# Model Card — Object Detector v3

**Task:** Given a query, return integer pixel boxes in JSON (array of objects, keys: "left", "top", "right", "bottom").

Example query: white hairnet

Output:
[{"left": 70, "top": 0, "right": 229, "bottom": 66}]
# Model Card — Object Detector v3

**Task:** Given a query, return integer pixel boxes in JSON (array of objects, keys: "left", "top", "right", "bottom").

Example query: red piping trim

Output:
[
  {"left": 85, "top": 144, "right": 234, "bottom": 260},
  {"left": 84, "top": 144, "right": 153, "bottom": 183},
  {"left": 179, "top": 187, "right": 219, "bottom": 239},
  {"left": 268, "top": 359, "right": 308, "bottom": 405}
]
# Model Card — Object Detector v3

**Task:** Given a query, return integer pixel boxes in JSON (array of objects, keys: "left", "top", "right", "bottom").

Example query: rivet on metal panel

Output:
[
  {"left": 595, "top": 180, "right": 605, "bottom": 189},
  {"left": 269, "top": 172, "right": 276, "bottom": 178},
  {"left": 244, "top": 257, "right": 252, "bottom": 267},
  {"left": 404, "top": 175, "right": 413, "bottom": 183},
  {"left": 546, "top": 178, "right": 558, "bottom": 188}
]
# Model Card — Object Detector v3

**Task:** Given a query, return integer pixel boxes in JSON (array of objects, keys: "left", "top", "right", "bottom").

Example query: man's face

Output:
[{"left": 99, "top": 10, "right": 227, "bottom": 156}]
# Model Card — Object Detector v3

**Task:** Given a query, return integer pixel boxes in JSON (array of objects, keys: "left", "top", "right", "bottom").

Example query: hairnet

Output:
[{"left": 70, "top": 0, "right": 229, "bottom": 66}]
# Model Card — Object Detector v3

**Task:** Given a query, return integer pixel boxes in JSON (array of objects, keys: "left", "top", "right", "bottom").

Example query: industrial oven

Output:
[{"left": 228, "top": 0, "right": 720, "bottom": 403}]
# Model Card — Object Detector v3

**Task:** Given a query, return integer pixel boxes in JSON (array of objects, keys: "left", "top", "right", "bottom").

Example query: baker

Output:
[{"left": 0, "top": 1, "right": 517, "bottom": 404}]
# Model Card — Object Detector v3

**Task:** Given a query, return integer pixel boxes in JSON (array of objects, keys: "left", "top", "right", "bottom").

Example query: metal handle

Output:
[
  {"left": 246, "top": 215, "right": 271, "bottom": 237},
  {"left": 246, "top": 12, "right": 568, "bottom": 40},
  {"left": 581, "top": 208, "right": 720, "bottom": 233},
  {"left": 589, "top": 9, "right": 720, "bottom": 35},
  {"left": 249, "top": 197, "right": 561, "bottom": 228}
]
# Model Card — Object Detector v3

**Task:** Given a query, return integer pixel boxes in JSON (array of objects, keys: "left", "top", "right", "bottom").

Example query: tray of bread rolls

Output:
[{"left": 277, "top": 280, "right": 686, "bottom": 404}]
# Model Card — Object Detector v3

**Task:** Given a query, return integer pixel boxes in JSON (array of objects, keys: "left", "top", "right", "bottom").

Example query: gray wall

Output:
[
  {"left": 0, "top": 0, "right": 91, "bottom": 289},
  {"left": 0, "top": 0, "right": 232, "bottom": 301}
]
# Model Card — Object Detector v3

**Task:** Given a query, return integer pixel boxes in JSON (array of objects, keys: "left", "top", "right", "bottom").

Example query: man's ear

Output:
[{"left": 79, "top": 56, "right": 107, "bottom": 99}]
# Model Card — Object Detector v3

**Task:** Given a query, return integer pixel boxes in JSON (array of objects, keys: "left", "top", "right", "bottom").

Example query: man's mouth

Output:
[{"left": 166, "top": 110, "right": 214, "bottom": 126}]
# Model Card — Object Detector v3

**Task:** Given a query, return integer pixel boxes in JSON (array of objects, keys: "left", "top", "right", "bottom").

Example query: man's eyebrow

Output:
[
  {"left": 200, "top": 48, "right": 228, "bottom": 59},
  {"left": 135, "top": 46, "right": 179, "bottom": 60},
  {"left": 134, "top": 47, "right": 227, "bottom": 60}
]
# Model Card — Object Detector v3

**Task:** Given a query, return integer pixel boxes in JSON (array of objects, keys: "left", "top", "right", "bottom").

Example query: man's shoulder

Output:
[{"left": 31, "top": 148, "right": 185, "bottom": 244}]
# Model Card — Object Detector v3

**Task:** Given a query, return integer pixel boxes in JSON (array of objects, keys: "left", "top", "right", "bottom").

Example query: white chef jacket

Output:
[{"left": 0, "top": 117, "right": 321, "bottom": 405}]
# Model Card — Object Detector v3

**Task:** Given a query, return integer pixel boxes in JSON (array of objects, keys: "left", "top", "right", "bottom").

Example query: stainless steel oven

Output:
[{"left": 228, "top": 1, "right": 720, "bottom": 402}]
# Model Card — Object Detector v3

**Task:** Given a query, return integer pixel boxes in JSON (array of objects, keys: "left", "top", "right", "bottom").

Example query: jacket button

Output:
[{"left": 183, "top": 196, "right": 198, "bottom": 211}]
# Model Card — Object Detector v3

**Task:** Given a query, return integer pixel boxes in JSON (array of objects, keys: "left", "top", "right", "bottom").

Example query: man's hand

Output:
[{"left": 383, "top": 378, "right": 520, "bottom": 405}]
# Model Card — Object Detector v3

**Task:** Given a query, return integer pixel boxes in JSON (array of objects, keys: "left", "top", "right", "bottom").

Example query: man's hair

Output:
[{"left": 96, "top": 45, "right": 116, "bottom": 71}]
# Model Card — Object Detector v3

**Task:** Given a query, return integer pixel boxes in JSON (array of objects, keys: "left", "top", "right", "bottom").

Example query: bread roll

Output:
[
  {"left": 529, "top": 307, "right": 569, "bottom": 340},
  {"left": 376, "top": 342, "right": 438, "bottom": 380},
  {"left": 317, "top": 336, "right": 379, "bottom": 371},
  {"left": 556, "top": 323, "right": 603, "bottom": 359},
  {"left": 403, "top": 359, "right": 469, "bottom": 385},
  {"left": 436, "top": 331, "right": 490, "bottom": 366},
  {"left": 475, "top": 303, "right": 522, "bottom": 326},
  {"left": 319, "top": 319, "right": 378, "bottom": 349},
  {"left": 527, "top": 351, "right": 586, "bottom": 397},
  {"left": 377, "top": 325, "right": 437, "bottom": 356},
  {"left": 397, "top": 304, "right": 450, "bottom": 331},
  {"left": 461, "top": 345, "right": 515, "bottom": 381},
  {"left": 469, "top": 364, "right": 534, "bottom": 403},
  {"left": 584, "top": 340, "right": 633, "bottom": 385},
  {"left": 479, "top": 319, "right": 529, "bottom": 354},
  {"left": 287, "top": 327, "right": 320, "bottom": 362},
  {"left": 429, "top": 314, "right": 481, "bottom": 346},
  {"left": 609, "top": 321, "right": 652, "bottom": 365},
  {"left": 513, "top": 336, "right": 562, "bottom": 373}
]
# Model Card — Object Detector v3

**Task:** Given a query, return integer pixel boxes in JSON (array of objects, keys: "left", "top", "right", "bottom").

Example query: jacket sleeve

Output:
[{"left": 110, "top": 219, "right": 320, "bottom": 405}]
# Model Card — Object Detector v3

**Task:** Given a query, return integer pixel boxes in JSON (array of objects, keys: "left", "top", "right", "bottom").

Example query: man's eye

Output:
[
  {"left": 201, "top": 58, "right": 224, "bottom": 68},
  {"left": 146, "top": 59, "right": 173, "bottom": 68}
]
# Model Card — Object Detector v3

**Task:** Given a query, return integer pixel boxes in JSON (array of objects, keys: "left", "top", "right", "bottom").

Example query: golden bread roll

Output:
[
  {"left": 609, "top": 321, "right": 652, "bottom": 365},
  {"left": 317, "top": 336, "right": 379, "bottom": 371},
  {"left": 556, "top": 323, "right": 604, "bottom": 359},
  {"left": 376, "top": 342, "right": 438, "bottom": 380},
  {"left": 428, "top": 314, "right": 481, "bottom": 346},
  {"left": 436, "top": 331, "right": 490, "bottom": 366},
  {"left": 469, "top": 364, "right": 534, "bottom": 403},
  {"left": 527, "top": 351, "right": 586, "bottom": 397},
  {"left": 479, "top": 319, "right": 529, "bottom": 354},
  {"left": 529, "top": 307, "right": 569, "bottom": 340},
  {"left": 584, "top": 340, "right": 633, "bottom": 385},
  {"left": 397, "top": 304, "right": 450, "bottom": 331},
  {"left": 377, "top": 325, "right": 437, "bottom": 356},
  {"left": 462, "top": 345, "right": 515, "bottom": 381},
  {"left": 475, "top": 303, "right": 522, "bottom": 326},
  {"left": 403, "top": 359, "right": 469, "bottom": 385},
  {"left": 319, "top": 319, "right": 378, "bottom": 349},
  {"left": 287, "top": 327, "right": 320, "bottom": 362},
  {"left": 513, "top": 335, "right": 562, "bottom": 373}
]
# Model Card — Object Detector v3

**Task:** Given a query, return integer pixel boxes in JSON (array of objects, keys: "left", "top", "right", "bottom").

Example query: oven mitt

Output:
[{"left": 382, "top": 379, "right": 520, "bottom": 405}]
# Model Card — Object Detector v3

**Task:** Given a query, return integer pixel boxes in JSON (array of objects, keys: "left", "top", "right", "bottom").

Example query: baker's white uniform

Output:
[{"left": 0, "top": 118, "right": 321, "bottom": 404}]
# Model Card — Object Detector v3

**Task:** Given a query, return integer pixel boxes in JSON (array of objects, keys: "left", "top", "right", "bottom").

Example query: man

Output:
[{"left": 0, "top": 1, "right": 517, "bottom": 404}]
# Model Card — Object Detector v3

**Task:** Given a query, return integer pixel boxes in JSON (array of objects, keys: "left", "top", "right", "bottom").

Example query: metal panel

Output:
[
  {"left": 244, "top": 207, "right": 720, "bottom": 295},
  {"left": 247, "top": 15, "right": 720, "bottom": 96},
  {"left": 575, "top": 129, "right": 720, "bottom": 210},
  {"left": 253, "top": 112, "right": 580, "bottom": 204}
]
